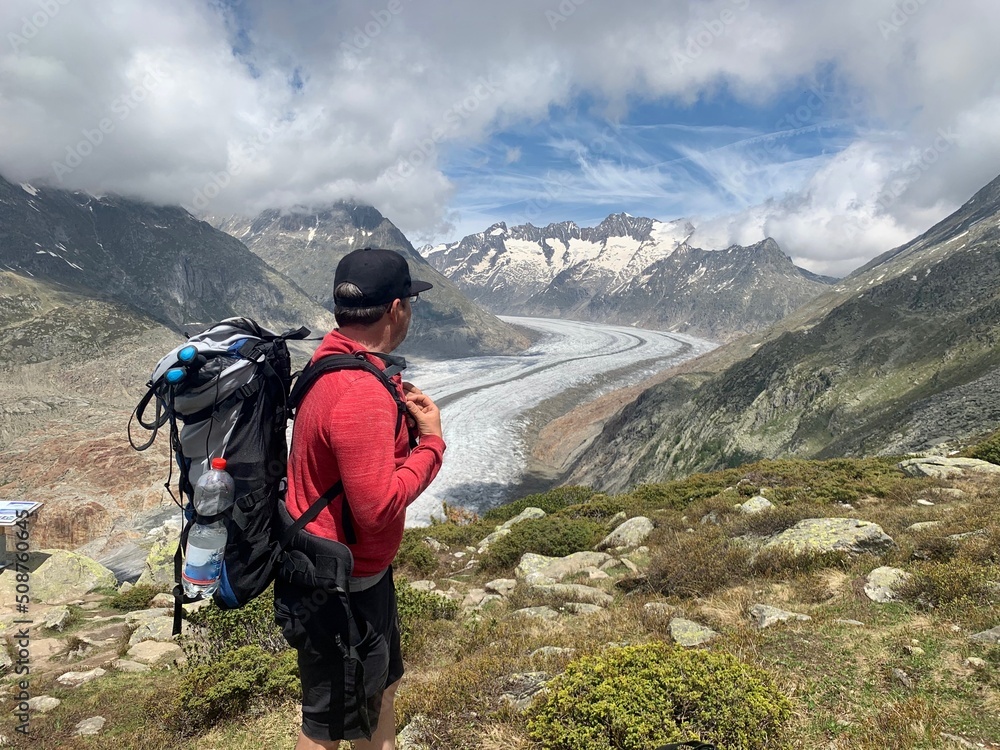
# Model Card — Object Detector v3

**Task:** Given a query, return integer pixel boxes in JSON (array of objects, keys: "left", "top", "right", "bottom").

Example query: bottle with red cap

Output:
[{"left": 182, "top": 457, "right": 235, "bottom": 599}]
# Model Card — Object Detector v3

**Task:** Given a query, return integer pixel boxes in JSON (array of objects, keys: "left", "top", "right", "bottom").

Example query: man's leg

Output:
[
  {"left": 352, "top": 679, "right": 400, "bottom": 750},
  {"left": 294, "top": 732, "right": 339, "bottom": 750}
]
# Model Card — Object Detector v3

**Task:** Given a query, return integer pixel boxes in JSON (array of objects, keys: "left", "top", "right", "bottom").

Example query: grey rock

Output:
[
  {"left": 700, "top": 512, "right": 720, "bottom": 525},
  {"left": 461, "top": 589, "right": 488, "bottom": 609},
  {"left": 948, "top": 529, "right": 988, "bottom": 542},
  {"left": 763, "top": 518, "right": 896, "bottom": 557},
  {"left": 500, "top": 671, "right": 549, "bottom": 712},
  {"left": 484, "top": 578, "right": 517, "bottom": 597},
  {"left": 499, "top": 507, "right": 546, "bottom": 531},
  {"left": 516, "top": 551, "right": 612, "bottom": 585},
  {"left": 965, "top": 657, "right": 987, "bottom": 669},
  {"left": 118, "top": 581, "right": 134, "bottom": 594},
  {"left": 128, "top": 615, "right": 179, "bottom": 646},
  {"left": 477, "top": 594, "right": 505, "bottom": 610},
  {"left": 397, "top": 714, "right": 432, "bottom": 750},
  {"left": 530, "top": 647, "right": 576, "bottom": 660},
  {"left": 27, "top": 696, "right": 60, "bottom": 713},
  {"left": 597, "top": 517, "right": 654, "bottom": 551},
  {"left": 899, "top": 456, "right": 1000, "bottom": 479},
  {"left": 57, "top": 668, "right": 106, "bottom": 687},
  {"left": 408, "top": 580, "right": 437, "bottom": 592},
  {"left": 969, "top": 626, "right": 1000, "bottom": 644},
  {"left": 906, "top": 521, "right": 942, "bottom": 532},
  {"left": 864, "top": 566, "right": 912, "bottom": 603},
  {"left": 75, "top": 717, "right": 106, "bottom": 736},
  {"left": 150, "top": 593, "right": 174, "bottom": 608},
  {"left": 126, "top": 641, "right": 184, "bottom": 666},
  {"left": 475, "top": 527, "right": 511, "bottom": 554},
  {"left": 513, "top": 606, "right": 560, "bottom": 621},
  {"left": 643, "top": 602, "right": 678, "bottom": 620},
  {"left": 562, "top": 602, "right": 604, "bottom": 616},
  {"left": 31, "top": 550, "right": 117, "bottom": 604},
  {"left": 112, "top": 659, "right": 151, "bottom": 673},
  {"left": 891, "top": 668, "right": 913, "bottom": 689},
  {"left": 915, "top": 498, "right": 935, "bottom": 507},
  {"left": 43, "top": 606, "right": 72, "bottom": 632},
  {"left": 607, "top": 512, "right": 627, "bottom": 527},
  {"left": 669, "top": 618, "right": 718, "bottom": 647},
  {"left": 740, "top": 495, "right": 775, "bottom": 514},
  {"left": 531, "top": 583, "right": 613, "bottom": 607},
  {"left": 422, "top": 537, "right": 445, "bottom": 552},
  {"left": 124, "top": 608, "right": 171, "bottom": 627},
  {"left": 749, "top": 604, "right": 812, "bottom": 629}
]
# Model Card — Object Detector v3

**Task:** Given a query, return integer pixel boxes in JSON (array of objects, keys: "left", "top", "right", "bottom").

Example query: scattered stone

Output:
[
  {"left": 948, "top": 529, "right": 988, "bottom": 542},
  {"left": 484, "top": 578, "right": 517, "bottom": 597},
  {"left": 582, "top": 567, "right": 610, "bottom": 581},
  {"left": 903, "top": 645, "right": 925, "bottom": 657},
  {"left": 965, "top": 657, "right": 987, "bottom": 669},
  {"left": 124, "top": 608, "right": 171, "bottom": 627},
  {"left": 833, "top": 619, "right": 865, "bottom": 627},
  {"left": 891, "top": 668, "right": 913, "bottom": 689},
  {"left": 906, "top": 521, "right": 942, "bottom": 532},
  {"left": 969, "top": 626, "right": 1000, "bottom": 645},
  {"left": 500, "top": 672, "right": 549, "bottom": 712},
  {"left": 597, "top": 517, "right": 654, "bottom": 550},
  {"left": 126, "top": 640, "right": 184, "bottom": 666},
  {"left": 453, "top": 552, "right": 466, "bottom": 559},
  {"left": 563, "top": 602, "right": 604, "bottom": 616},
  {"left": 128, "top": 615, "right": 178, "bottom": 646},
  {"left": 531, "top": 583, "right": 613, "bottom": 607},
  {"left": 530, "top": 647, "right": 575, "bottom": 660},
  {"left": 635, "top": 546, "right": 650, "bottom": 555},
  {"left": 700, "top": 512, "right": 720, "bottom": 525},
  {"left": 408, "top": 580, "right": 437, "bottom": 593},
  {"left": 476, "top": 528, "right": 511, "bottom": 554},
  {"left": 516, "top": 551, "right": 612, "bottom": 585},
  {"left": 477, "top": 594, "right": 504, "bottom": 610},
  {"left": 669, "top": 618, "right": 718, "bottom": 647},
  {"left": 600, "top": 556, "right": 639, "bottom": 575},
  {"left": 112, "top": 659, "right": 151, "bottom": 673},
  {"left": 27, "top": 696, "right": 60, "bottom": 713},
  {"left": 740, "top": 495, "right": 775, "bottom": 514},
  {"left": 499, "top": 507, "right": 546, "bottom": 531},
  {"left": 607, "top": 511, "right": 627, "bottom": 527},
  {"left": 397, "top": 714, "right": 432, "bottom": 750},
  {"left": 763, "top": 518, "right": 896, "bottom": 557},
  {"left": 75, "top": 717, "right": 106, "bottom": 736},
  {"left": 57, "top": 668, "right": 106, "bottom": 687},
  {"left": 915, "top": 499, "right": 935, "bottom": 507},
  {"left": 513, "top": 606, "right": 560, "bottom": 621},
  {"left": 461, "top": 589, "right": 488, "bottom": 609},
  {"left": 136, "top": 534, "right": 176, "bottom": 590},
  {"left": 150, "top": 593, "right": 174, "bottom": 608},
  {"left": 864, "top": 566, "right": 912, "bottom": 603},
  {"left": 749, "top": 604, "right": 812, "bottom": 629},
  {"left": 422, "top": 537, "right": 445, "bottom": 553},
  {"left": 31, "top": 551, "right": 117, "bottom": 605},
  {"left": 899, "top": 456, "right": 1000, "bottom": 479},
  {"left": 43, "top": 606, "right": 72, "bottom": 632},
  {"left": 118, "top": 581, "right": 134, "bottom": 594}
]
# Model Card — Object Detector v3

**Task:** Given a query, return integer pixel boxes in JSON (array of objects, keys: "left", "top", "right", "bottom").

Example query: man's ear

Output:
[{"left": 388, "top": 298, "right": 404, "bottom": 322}]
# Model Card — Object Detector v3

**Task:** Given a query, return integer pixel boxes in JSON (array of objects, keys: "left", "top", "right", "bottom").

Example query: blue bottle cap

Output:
[
  {"left": 178, "top": 345, "right": 197, "bottom": 363},
  {"left": 165, "top": 368, "right": 186, "bottom": 384}
]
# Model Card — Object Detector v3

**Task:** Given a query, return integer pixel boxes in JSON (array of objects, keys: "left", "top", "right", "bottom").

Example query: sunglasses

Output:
[{"left": 406, "top": 294, "right": 420, "bottom": 304}]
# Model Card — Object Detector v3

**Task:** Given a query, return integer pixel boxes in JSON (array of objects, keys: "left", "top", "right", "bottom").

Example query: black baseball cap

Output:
[{"left": 333, "top": 247, "right": 433, "bottom": 307}]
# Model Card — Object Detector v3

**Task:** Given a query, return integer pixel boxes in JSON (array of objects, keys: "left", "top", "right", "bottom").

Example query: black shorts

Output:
[{"left": 274, "top": 567, "right": 404, "bottom": 742}]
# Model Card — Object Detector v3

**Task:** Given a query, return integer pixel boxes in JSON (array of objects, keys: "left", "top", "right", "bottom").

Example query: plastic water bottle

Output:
[{"left": 182, "top": 458, "right": 235, "bottom": 598}]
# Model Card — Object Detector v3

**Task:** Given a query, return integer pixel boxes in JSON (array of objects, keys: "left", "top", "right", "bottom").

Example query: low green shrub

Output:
[
  {"left": 422, "top": 518, "right": 494, "bottom": 548},
  {"left": 647, "top": 529, "right": 752, "bottom": 597},
  {"left": 107, "top": 584, "right": 164, "bottom": 611},
  {"left": 175, "top": 645, "right": 299, "bottom": 732},
  {"left": 478, "top": 517, "right": 605, "bottom": 572},
  {"left": 963, "top": 429, "right": 1000, "bottom": 465},
  {"left": 482, "top": 486, "right": 597, "bottom": 523},
  {"left": 396, "top": 579, "right": 459, "bottom": 655},
  {"left": 900, "top": 558, "right": 1000, "bottom": 608},
  {"left": 555, "top": 497, "right": 628, "bottom": 520},
  {"left": 394, "top": 530, "right": 439, "bottom": 576},
  {"left": 183, "top": 586, "right": 286, "bottom": 666},
  {"left": 527, "top": 642, "right": 792, "bottom": 749}
]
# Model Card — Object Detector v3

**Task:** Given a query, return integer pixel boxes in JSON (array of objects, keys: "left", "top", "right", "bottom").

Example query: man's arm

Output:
[{"left": 328, "top": 379, "right": 445, "bottom": 535}]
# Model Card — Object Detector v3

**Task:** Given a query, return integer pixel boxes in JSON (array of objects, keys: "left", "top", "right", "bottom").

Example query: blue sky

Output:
[{"left": 2, "top": 0, "right": 999, "bottom": 275}]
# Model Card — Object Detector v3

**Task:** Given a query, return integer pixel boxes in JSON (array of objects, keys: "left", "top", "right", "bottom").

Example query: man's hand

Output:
[{"left": 404, "top": 390, "right": 443, "bottom": 439}]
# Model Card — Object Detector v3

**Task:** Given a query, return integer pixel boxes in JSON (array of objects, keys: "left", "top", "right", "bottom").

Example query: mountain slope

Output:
[
  {"left": 0, "top": 177, "right": 335, "bottom": 334},
  {"left": 569, "top": 174, "right": 1000, "bottom": 491},
  {"left": 213, "top": 205, "right": 532, "bottom": 358},
  {"left": 424, "top": 214, "right": 834, "bottom": 341}
]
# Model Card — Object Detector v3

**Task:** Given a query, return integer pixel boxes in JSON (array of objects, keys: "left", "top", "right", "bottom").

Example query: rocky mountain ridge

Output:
[
  {"left": 213, "top": 204, "right": 532, "bottom": 358},
  {"left": 568, "top": 172, "right": 1000, "bottom": 491},
  {"left": 423, "top": 214, "right": 835, "bottom": 341}
]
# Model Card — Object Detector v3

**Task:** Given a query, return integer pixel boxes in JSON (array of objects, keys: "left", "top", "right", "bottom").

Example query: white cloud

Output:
[{"left": 0, "top": 0, "right": 998, "bottom": 274}]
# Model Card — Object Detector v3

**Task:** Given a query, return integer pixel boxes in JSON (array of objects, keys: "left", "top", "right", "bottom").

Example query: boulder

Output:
[
  {"left": 763, "top": 518, "right": 896, "bottom": 557},
  {"left": 597, "top": 517, "right": 654, "bottom": 551},
  {"left": 515, "top": 551, "right": 612, "bottom": 585},
  {"left": 969, "top": 626, "right": 1000, "bottom": 645},
  {"left": 530, "top": 583, "right": 613, "bottom": 607},
  {"left": 32, "top": 551, "right": 116, "bottom": 604},
  {"left": 57, "top": 668, "right": 106, "bottom": 687},
  {"left": 111, "top": 659, "right": 151, "bottom": 673},
  {"left": 128, "top": 615, "right": 178, "bottom": 647},
  {"left": 906, "top": 521, "right": 942, "bottom": 533},
  {"left": 397, "top": 714, "right": 432, "bottom": 750},
  {"left": 150, "top": 593, "right": 174, "bottom": 608},
  {"left": 461, "top": 589, "right": 488, "bottom": 609},
  {"left": 669, "top": 618, "right": 718, "bottom": 647},
  {"left": 476, "top": 527, "right": 511, "bottom": 554},
  {"left": 750, "top": 604, "right": 811, "bottom": 629},
  {"left": 478, "top": 508, "right": 546, "bottom": 553},
  {"left": 898, "top": 456, "right": 1000, "bottom": 479},
  {"left": 513, "top": 606, "right": 560, "bottom": 621},
  {"left": 484, "top": 578, "right": 517, "bottom": 597},
  {"left": 43, "top": 606, "right": 72, "bottom": 632},
  {"left": 135, "top": 535, "right": 176, "bottom": 590},
  {"left": 27, "top": 696, "right": 60, "bottom": 713},
  {"left": 126, "top": 640, "right": 184, "bottom": 666},
  {"left": 75, "top": 717, "right": 106, "bottom": 736},
  {"left": 563, "top": 602, "right": 604, "bottom": 616},
  {"left": 124, "top": 608, "right": 171, "bottom": 627},
  {"left": 408, "top": 580, "right": 437, "bottom": 593},
  {"left": 740, "top": 496, "right": 775, "bottom": 515},
  {"left": 864, "top": 567, "right": 912, "bottom": 603}
]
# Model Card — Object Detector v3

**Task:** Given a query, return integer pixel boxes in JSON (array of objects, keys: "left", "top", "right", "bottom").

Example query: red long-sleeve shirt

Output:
[{"left": 285, "top": 330, "right": 446, "bottom": 576}]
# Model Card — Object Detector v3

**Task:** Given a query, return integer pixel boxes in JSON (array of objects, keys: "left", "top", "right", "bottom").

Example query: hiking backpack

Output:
[{"left": 128, "top": 316, "right": 406, "bottom": 635}]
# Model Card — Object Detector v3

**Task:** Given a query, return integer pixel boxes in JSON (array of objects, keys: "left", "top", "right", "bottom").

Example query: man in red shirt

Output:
[{"left": 275, "top": 248, "right": 446, "bottom": 750}]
